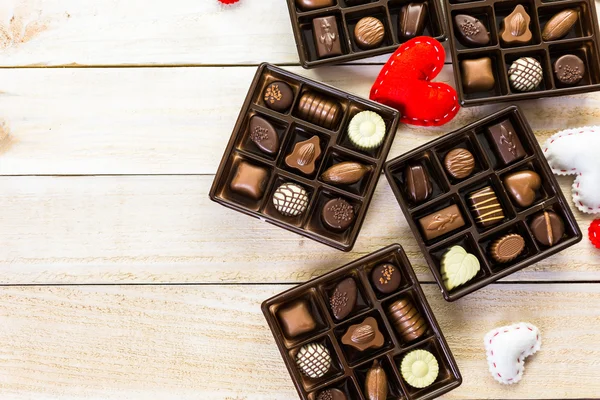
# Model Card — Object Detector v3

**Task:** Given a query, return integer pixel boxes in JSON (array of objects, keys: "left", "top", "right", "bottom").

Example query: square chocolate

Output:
[
  {"left": 278, "top": 300, "right": 318, "bottom": 339},
  {"left": 384, "top": 105, "right": 582, "bottom": 301},
  {"left": 262, "top": 244, "right": 462, "bottom": 400},
  {"left": 209, "top": 63, "right": 400, "bottom": 251}
]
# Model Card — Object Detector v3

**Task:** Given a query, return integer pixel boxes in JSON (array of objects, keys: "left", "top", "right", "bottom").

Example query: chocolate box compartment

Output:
[
  {"left": 444, "top": 0, "right": 600, "bottom": 106},
  {"left": 210, "top": 63, "right": 400, "bottom": 251},
  {"left": 287, "top": 0, "right": 447, "bottom": 68},
  {"left": 262, "top": 244, "right": 462, "bottom": 400},
  {"left": 384, "top": 105, "right": 582, "bottom": 301}
]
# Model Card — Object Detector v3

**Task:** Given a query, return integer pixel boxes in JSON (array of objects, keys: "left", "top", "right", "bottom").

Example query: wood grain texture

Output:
[
  {"left": 0, "top": 284, "right": 598, "bottom": 399},
  {"left": 1, "top": 66, "right": 600, "bottom": 175},
  {"left": 0, "top": 175, "right": 596, "bottom": 284}
]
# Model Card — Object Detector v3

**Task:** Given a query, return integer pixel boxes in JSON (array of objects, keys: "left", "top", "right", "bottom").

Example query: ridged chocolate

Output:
[
  {"left": 386, "top": 298, "right": 427, "bottom": 342},
  {"left": 297, "top": 91, "right": 341, "bottom": 129},
  {"left": 542, "top": 9, "right": 578, "bottom": 41},
  {"left": 320, "top": 161, "right": 370, "bottom": 185},
  {"left": 490, "top": 233, "right": 525, "bottom": 263},
  {"left": 399, "top": 3, "right": 427, "bottom": 39},
  {"left": 444, "top": 148, "right": 475, "bottom": 179},
  {"left": 468, "top": 186, "right": 505, "bottom": 228},
  {"left": 354, "top": 16, "right": 385, "bottom": 49}
]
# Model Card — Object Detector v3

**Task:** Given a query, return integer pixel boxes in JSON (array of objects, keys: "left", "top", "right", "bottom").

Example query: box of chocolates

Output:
[
  {"left": 384, "top": 105, "right": 582, "bottom": 301},
  {"left": 285, "top": 0, "right": 446, "bottom": 68},
  {"left": 262, "top": 244, "right": 462, "bottom": 400},
  {"left": 444, "top": 0, "right": 600, "bottom": 106},
  {"left": 209, "top": 63, "right": 400, "bottom": 251}
]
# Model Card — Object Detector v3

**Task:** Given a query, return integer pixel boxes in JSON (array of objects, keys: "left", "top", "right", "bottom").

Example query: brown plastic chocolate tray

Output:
[
  {"left": 286, "top": 0, "right": 446, "bottom": 68},
  {"left": 384, "top": 105, "right": 582, "bottom": 301},
  {"left": 209, "top": 63, "right": 400, "bottom": 251},
  {"left": 444, "top": 0, "right": 600, "bottom": 106},
  {"left": 262, "top": 244, "right": 462, "bottom": 400}
]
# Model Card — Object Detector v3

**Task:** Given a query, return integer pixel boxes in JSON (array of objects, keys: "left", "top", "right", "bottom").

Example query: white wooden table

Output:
[{"left": 1, "top": 1, "right": 599, "bottom": 399}]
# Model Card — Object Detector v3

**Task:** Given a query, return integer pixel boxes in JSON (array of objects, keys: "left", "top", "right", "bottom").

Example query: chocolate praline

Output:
[
  {"left": 330, "top": 277, "right": 357, "bottom": 320},
  {"left": 529, "top": 210, "right": 565, "bottom": 246},
  {"left": 322, "top": 198, "right": 355, "bottom": 232},
  {"left": 371, "top": 263, "right": 402, "bottom": 294},
  {"left": 263, "top": 81, "right": 294, "bottom": 113}
]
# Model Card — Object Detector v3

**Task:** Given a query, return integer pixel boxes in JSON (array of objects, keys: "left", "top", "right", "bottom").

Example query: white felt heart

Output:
[
  {"left": 484, "top": 322, "right": 541, "bottom": 385},
  {"left": 543, "top": 127, "right": 600, "bottom": 214}
]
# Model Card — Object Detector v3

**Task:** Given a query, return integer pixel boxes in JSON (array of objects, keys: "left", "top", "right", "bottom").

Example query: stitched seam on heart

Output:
[
  {"left": 372, "top": 39, "right": 458, "bottom": 124},
  {"left": 543, "top": 129, "right": 600, "bottom": 212},
  {"left": 486, "top": 323, "right": 540, "bottom": 383}
]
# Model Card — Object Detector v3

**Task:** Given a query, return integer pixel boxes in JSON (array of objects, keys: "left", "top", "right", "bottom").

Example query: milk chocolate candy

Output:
[
  {"left": 296, "top": 91, "right": 341, "bottom": 130},
  {"left": 490, "top": 233, "right": 525, "bottom": 263},
  {"left": 322, "top": 198, "right": 355, "bottom": 232},
  {"left": 354, "top": 17, "right": 385, "bottom": 50},
  {"left": 487, "top": 119, "right": 526, "bottom": 165},
  {"left": 530, "top": 210, "right": 565, "bottom": 246},
  {"left": 554, "top": 54, "right": 585, "bottom": 85},
  {"left": 399, "top": 3, "right": 427, "bottom": 39},
  {"left": 330, "top": 277, "right": 358, "bottom": 320},
  {"left": 313, "top": 16, "right": 343, "bottom": 59},
  {"left": 277, "top": 300, "right": 317, "bottom": 338},
  {"left": 249, "top": 115, "right": 280, "bottom": 155},
  {"left": 468, "top": 186, "right": 505, "bottom": 228},
  {"left": 341, "top": 317, "right": 385, "bottom": 351},
  {"left": 454, "top": 14, "right": 490, "bottom": 47},
  {"left": 364, "top": 360, "right": 388, "bottom": 400},
  {"left": 285, "top": 135, "right": 322, "bottom": 175},
  {"left": 503, "top": 170, "right": 541, "bottom": 207},
  {"left": 386, "top": 298, "right": 427, "bottom": 342},
  {"left": 263, "top": 81, "right": 294, "bottom": 113},
  {"left": 461, "top": 57, "right": 495, "bottom": 93},
  {"left": 542, "top": 9, "right": 578, "bottom": 41},
  {"left": 230, "top": 161, "right": 269, "bottom": 200},
  {"left": 296, "top": 0, "right": 335, "bottom": 11},
  {"left": 320, "top": 161, "right": 370, "bottom": 185},
  {"left": 419, "top": 204, "right": 465, "bottom": 240},
  {"left": 500, "top": 5, "right": 532, "bottom": 45},
  {"left": 444, "top": 148, "right": 475, "bottom": 179},
  {"left": 405, "top": 164, "right": 432, "bottom": 203}
]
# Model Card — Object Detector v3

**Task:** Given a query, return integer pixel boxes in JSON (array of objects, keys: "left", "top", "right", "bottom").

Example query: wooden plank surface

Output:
[
  {"left": 2, "top": 66, "right": 600, "bottom": 175},
  {"left": 1, "top": 284, "right": 598, "bottom": 399},
  {"left": 0, "top": 175, "right": 597, "bottom": 284}
]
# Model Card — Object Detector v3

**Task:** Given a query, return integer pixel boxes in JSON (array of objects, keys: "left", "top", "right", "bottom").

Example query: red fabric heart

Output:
[{"left": 370, "top": 37, "right": 459, "bottom": 126}]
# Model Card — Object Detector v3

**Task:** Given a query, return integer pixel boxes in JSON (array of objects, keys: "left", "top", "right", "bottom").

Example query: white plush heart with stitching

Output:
[
  {"left": 484, "top": 322, "right": 541, "bottom": 385},
  {"left": 543, "top": 127, "right": 600, "bottom": 214}
]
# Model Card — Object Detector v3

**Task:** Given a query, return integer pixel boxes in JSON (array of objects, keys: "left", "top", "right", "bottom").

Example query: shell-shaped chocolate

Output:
[
  {"left": 386, "top": 298, "right": 427, "bottom": 342},
  {"left": 490, "top": 233, "right": 525, "bottom": 263},
  {"left": 249, "top": 116, "right": 280, "bottom": 155},
  {"left": 542, "top": 9, "right": 578, "bottom": 41},
  {"left": 454, "top": 14, "right": 490, "bottom": 47},
  {"left": 320, "top": 161, "right": 370, "bottom": 185}
]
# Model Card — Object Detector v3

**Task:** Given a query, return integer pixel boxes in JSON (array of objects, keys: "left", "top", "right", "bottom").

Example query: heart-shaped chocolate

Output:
[
  {"left": 503, "top": 170, "right": 541, "bottom": 207},
  {"left": 370, "top": 37, "right": 460, "bottom": 126}
]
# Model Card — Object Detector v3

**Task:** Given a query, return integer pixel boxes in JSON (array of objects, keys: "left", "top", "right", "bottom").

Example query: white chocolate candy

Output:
[
  {"left": 544, "top": 127, "right": 600, "bottom": 214},
  {"left": 296, "top": 342, "right": 331, "bottom": 379},
  {"left": 508, "top": 57, "right": 543, "bottom": 92},
  {"left": 272, "top": 183, "right": 309, "bottom": 217},
  {"left": 348, "top": 111, "right": 386, "bottom": 150},
  {"left": 484, "top": 322, "right": 541, "bottom": 385},
  {"left": 440, "top": 245, "right": 480, "bottom": 291}
]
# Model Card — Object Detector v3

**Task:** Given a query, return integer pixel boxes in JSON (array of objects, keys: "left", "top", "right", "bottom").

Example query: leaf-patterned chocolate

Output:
[{"left": 440, "top": 246, "right": 480, "bottom": 290}]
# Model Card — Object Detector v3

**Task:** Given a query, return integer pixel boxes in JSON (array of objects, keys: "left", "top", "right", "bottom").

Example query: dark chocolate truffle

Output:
[
  {"left": 313, "top": 16, "right": 343, "bottom": 59},
  {"left": 454, "top": 14, "right": 490, "bottom": 47},
  {"left": 263, "top": 81, "right": 293, "bottom": 112},
  {"left": 317, "top": 389, "right": 347, "bottom": 400},
  {"left": 229, "top": 161, "right": 269, "bottom": 200},
  {"left": 330, "top": 277, "right": 357, "bottom": 320},
  {"left": 354, "top": 16, "right": 385, "bottom": 50},
  {"left": 554, "top": 54, "right": 585, "bottom": 85},
  {"left": 249, "top": 115, "right": 279, "bottom": 155},
  {"left": 371, "top": 263, "right": 402, "bottom": 294},
  {"left": 444, "top": 148, "right": 475, "bottom": 179},
  {"left": 322, "top": 198, "right": 355, "bottom": 232},
  {"left": 277, "top": 300, "right": 317, "bottom": 339},
  {"left": 530, "top": 210, "right": 565, "bottom": 246},
  {"left": 405, "top": 164, "right": 432, "bottom": 203}
]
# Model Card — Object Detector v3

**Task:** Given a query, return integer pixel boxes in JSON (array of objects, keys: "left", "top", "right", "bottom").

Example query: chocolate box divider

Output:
[
  {"left": 383, "top": 351, "right": 412, "bottom": 398},
  {"left": 384, "top": 105, "right": 582, "bottom": 302},
  {"left": 445, "top": 0, "right": 600, "bottom": 105}
]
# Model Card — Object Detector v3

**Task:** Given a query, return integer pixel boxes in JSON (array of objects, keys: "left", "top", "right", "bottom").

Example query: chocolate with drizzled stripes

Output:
[{"left": 468, "top": 186, "right": 505, "bottom": 228}]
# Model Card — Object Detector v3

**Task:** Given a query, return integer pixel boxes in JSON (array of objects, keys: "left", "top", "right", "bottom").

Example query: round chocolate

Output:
[
  {"left": 321, "top": 198, "right": 355, "bottom": 232},
  {"left": 444, "top": 148, "right": 475, "bottom": 179},
  {"left": 490, "top": 233, "right": 525, "bottom": 263},
  {"left": 296, "top": 342, "right": 331, "bottom": 379},
  {"left": 330, "top": 277, "right": 357, "bottom": 320},
  {"left": 249, "top": 115, "right": 280, "bottom": 155},
  {"left": 263, "top": 81, "right": 294, "bottom": 112},
  {"left": 272, "top": 183, "right": 309, "bottom": 217},
  {"left": 530, "top": 210, "right": 565, "bottom": 246},
  {"left": 354, "top": 16, "right": 385, "bottom": 49},
  {"left": 554, "top": 54, "right": 585, "bottom": 85},
  {"left": 371, "top": 263, "right": 402, "bottom": 294},
  {"left": 317, "top": 388, "right": 347, "bottom": 400},
  {"left": 508, "top": 57, "right": 543, "bottom": 92}
]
